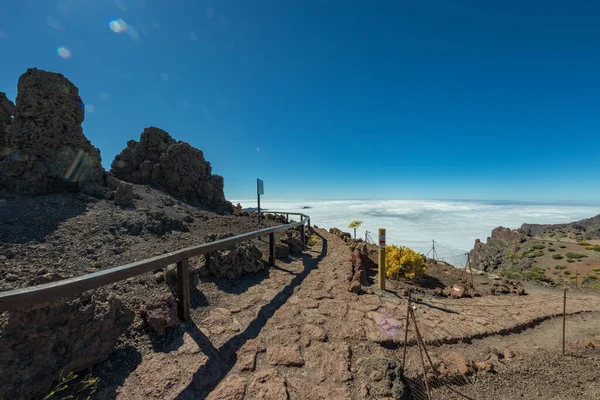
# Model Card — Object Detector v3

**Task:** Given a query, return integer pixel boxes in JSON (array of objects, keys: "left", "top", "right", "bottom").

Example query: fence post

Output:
[
  {"left": 300, "top": 224, "right": 306, "bottom": 249},
  {"left": 177, "top": 258, "right": 191, "bottom": 321},
  {"left": 378, "top": 228, "right": 386, "bottom": 290},
  {"left": 269, "top": 233, "right": 275, "bottom": 266},
  {"left": 563, "top": 288, "right": 567, "bottom": 356}
]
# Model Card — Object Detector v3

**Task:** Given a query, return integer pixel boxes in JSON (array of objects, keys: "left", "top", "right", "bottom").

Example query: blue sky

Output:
[{"left": 1, "top": 0, "right": 598, "bottom": 201}]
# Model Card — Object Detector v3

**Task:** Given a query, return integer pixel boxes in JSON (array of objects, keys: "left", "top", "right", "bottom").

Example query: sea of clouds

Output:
[{"left": 233, "top": 199, "right": 600, "bottom": 266}]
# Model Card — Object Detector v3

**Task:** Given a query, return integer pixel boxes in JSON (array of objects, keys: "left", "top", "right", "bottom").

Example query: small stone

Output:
[
  {"left": 154, "top": 272, "right": 165, "bottom": 283},
  {"left": 5, "top": 273, "right": 18, "bottom": 282},
  {"left": 475, "top": 361, "right": 495, "bottom": 373},
  {"left": 0, "top": 255, "right": 7, "bottom": 261},
  {"left": 113, "top": 247, "right": 125, "bottom": 255}
]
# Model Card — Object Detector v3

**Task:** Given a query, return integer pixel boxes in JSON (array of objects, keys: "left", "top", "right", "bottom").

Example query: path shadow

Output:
[
  {"left": 89, "top": 345, "right": 143, "bottom": 400},
  {"left": 174, "top": 232, "right": 328, "bottom": 399},
  {"left": 209, "top": 267, "right": 272, "bottom": 295},
  {"left": 0, "top": 193, "right": 87, "bottom": 244}
]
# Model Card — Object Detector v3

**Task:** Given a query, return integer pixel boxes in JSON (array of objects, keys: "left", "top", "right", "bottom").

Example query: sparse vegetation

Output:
[
  {"left": 564, "top": 271, "right": 572, "bottom": 275},
  {"left": 552, "top": 254, "right": 564, "bottom": 260},
  {"left": 508, "top": 252, "right": 516, "bottom": 259},
  {"left": 525, "top": 250, "right": 544, "bottom": 258},
  {"left": 552, "top": 271, "right": 560, "bottom": 275},
  {"left": 385, "top": 245, "right": 427, "bottom": 280},
  {"left": 521, "top": 266, "right": 554, "bottom": 283},
  {"left": 592, "top": 268, "right": 600, "bottom": 272},
  {"left": 585, "top": 246, "right": 593, "bottom": 250},
  {"left": 591, "top": 281, "right": 600, "bottom": 289},
  {"left": 307, "top": 235, "right": 318, "bottom": 247},
  {"left": 554, "top": 265, "right": 566, "bottom": 269},
  {"left": 566, "top": 252, "right": 587, "bottom": 260},
  {"left": 578, "top": 241, "right": 591, "bottom": 246},
  {"left": 559, "top": 245, "right": 567, "bottom": 248},
  {"left": 548, "top": 247, "right": 556, "bottom": 252},
  {"left": 548, "top": 233, "right": 555, "bottom": 237},
  {"left": 567, "top": 259, "right": 575, "bottom": 263},
  {"left": 43, "top": 372, "right": 99, "bottom": 400},
  {"left": 593, "top": 245, "right": 600, "bottom": 252},
  {"left": 531, "top": 244, "right": 546, "bottom": 250}
]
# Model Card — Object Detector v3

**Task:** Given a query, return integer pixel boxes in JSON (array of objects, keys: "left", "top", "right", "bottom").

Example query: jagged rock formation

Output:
[
  {"left": 0, "top": 68, "right": 105, "bottom": 196},
  {"left": 0, "top": 92, "right": 15, "bottom": 160},
  {"left": 111, "top": 127, "right": 231, "bottom": 212},
  {"left": 0, "top": 291, "right": 133, "bottom": 400}
]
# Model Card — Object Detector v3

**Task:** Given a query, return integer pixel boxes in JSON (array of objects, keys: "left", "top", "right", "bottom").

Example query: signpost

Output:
[
  {"left": 348, "top": 220, "right": 363, "bottom": 239},
  {"left": 378, "top": 228, "right": 386, "bottom": 290},
  {"left": 257, "top": 179, "right": 264, "bottom": 226}
]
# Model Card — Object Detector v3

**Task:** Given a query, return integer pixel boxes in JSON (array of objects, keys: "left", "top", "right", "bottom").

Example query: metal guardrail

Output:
[{"left": 0, "top": 211, "right": 310, "bottom": 319}]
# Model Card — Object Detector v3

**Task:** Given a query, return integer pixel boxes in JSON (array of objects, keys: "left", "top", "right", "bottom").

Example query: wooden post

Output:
[
  {"left": 286, "top": 213, "right": 289, "bottom": 223},
  {"left": 563, "top": 288, "right": 567, "bottom": 356},
  {"left": 401, "top": 290, "right": 411, "bottom": 374},
  {"left": 307, "top": 217, "right": 311, "bottom": 230},
  {"left": 300, "top": 224, "right": 306, "bottom": 249},
  {"left": 378, "top": 228, "right": 386, "bottom": 290},
  {"left": 269, "top": 233, "right": 275, "bottom": 266},
  {"left": 177, "top": 258, "right": 191, "bottom": 321}
]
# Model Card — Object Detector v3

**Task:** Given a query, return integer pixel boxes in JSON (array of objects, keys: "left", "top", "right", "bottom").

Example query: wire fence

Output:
[{"left": 390, "top": 289, "right": 600, "bottom": 399}]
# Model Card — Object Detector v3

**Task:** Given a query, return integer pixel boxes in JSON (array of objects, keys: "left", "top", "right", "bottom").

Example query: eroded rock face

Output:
[
  {"left": 0, "top": 291, "right": 133, "bottom": 400},
  {"left": 205, "top": 242, "right": 266, "bottom": 279},
  {"left": 0, "top": 68, "right": 105, "bottom": 195},
  {"left": 0, "top": 92, "right": 15, "bottom": 160},
  {"left": 469, "top": 227, "right": 528, "bottom": 271},
  {"left": 111, "top": 127, "right": 231, "bottom": 211}
]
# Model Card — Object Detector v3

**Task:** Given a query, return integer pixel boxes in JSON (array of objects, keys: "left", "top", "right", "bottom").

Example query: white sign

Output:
[{"left": 379, "top": 235, "right": 386, "bottom": 249}]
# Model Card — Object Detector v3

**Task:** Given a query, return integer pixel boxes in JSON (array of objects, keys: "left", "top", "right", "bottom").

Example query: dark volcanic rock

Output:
[
  {"left": 522, "top": 214, "right": 600, "bottom": 240},
  {"left": 0, "top": 291, "right": 133, "bottom": 400},
  {"left": 111, "top": 127, "right": 232, "bottom": 212},
  {"left": 139, "top": 294, "right": 180, "bottom": 335},
  {"left": 469, "top": 227, "right": 527, "bottom": 271},
  {"left": 0, "top": 92, "right": 15, "bottom": 160},
  {"left": 205, "top": 242, "right": 266, "bottom": 279},
  {"left": 0, "top": 68, "right": 105, "bottom": 196}
]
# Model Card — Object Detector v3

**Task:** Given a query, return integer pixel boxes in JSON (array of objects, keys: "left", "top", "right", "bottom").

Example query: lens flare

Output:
[
  {"left": 376, "top": 314, "right": 401, "bottom": 338},
  {"left": 109, "top": 19, "right": 127, "bottom": 33},
  {"left": 46, "top": 16, "right": 61, "bottom": 30},
  {"left": 85, "top": 104, "right": 96, "bottom": 113},
  {"left": 57, "top": 46, "right": 71, "bottom": 59},
  {"left": 256, "top": 147, "right": 260, "bottom": 152}
]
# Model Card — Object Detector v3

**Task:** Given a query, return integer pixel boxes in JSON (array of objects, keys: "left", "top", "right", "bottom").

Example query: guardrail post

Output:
[
  {"left": 177, "top": 258, "right": 191, "bottom": 321},
  {"left": 378, "top": 228, "right": 386, "bottom": 290},
  {"left": 269, "top": 233, "right": 275, "bottom": 266},
  {"left": 307, "top": 217, "right": 311, "bottom": 230},
  {"left": 286, "top": 213, "right": 289, "bottom": 223},
  {"left": 300, "top": 224, "right": 306, "bottom": 249}
]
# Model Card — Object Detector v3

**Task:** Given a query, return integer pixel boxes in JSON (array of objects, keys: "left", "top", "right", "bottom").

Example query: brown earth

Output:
[{"left": 74, "top": 228, "right": 600, "bottom": 400}]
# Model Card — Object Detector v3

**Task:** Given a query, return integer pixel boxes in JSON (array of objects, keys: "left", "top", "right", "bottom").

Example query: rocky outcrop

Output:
[
  {"left": 469, "top": 227, "right": 528, "bottom": 271},
  {"left": 522, "top": 214, "right": 600, "bottom": 240},
  {"left": 358, "top": 355, "right": 405, "bottom": 399},
  {"left": 0, "top": 291, "right": 133, "bottom": 400},
  {"left": 0, "top": 68, "right": 105, "bottom": 196},
  {"left": 111, "top": 127, "right": 232, "bottom": 212},
  {"left": 0, "top": 92, "right": 15, "bottom": 160}
]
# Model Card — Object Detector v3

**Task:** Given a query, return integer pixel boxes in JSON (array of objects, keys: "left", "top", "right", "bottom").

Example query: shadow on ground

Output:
[
  {"left": 0, "top": 193, "right": 87, "bottom": 244},
  {"left": 173, "top": 232, "right": 328, "bottom": 399}
]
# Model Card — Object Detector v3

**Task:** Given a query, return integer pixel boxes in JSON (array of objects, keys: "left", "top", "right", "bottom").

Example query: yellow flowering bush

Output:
[{"left": 385, "top": 244, "right": 427, "bottom": 280}]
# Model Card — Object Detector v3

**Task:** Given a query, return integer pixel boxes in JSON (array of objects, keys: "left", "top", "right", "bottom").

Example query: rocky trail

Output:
[{"left": 90, "top": 229, "right": 600, "bottom": 400}]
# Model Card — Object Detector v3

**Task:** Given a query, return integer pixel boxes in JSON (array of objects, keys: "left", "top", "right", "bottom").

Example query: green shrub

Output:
[
  {"left": 592, "top": 268, "right": 600, "bottom": 272},
  {"left": 567, "top": 259, "right": 575, "bottom": 263},
  {"left": 559, "top": 245, "right": 567, "bottom": 248},
  {"left": 587, "top": 275, "right": 598, "bottom": 280},
  {"left": 548, "top": 247, "right": 556, "bottom": 252},
  {"left": 564, "top": 271, "right": 572, "bottom": 275},
  {"left": 593, "top": 245, "right": 600, "bottom": 252},
  {"left": 44, "top": 372, "right": 99, "bottom": 400},
  {"left": 521, "top": 266, "right": 554, "bottom": 283},
  {"left": 508, "top": 252, "right": 516, "bottom": 259},
  {"left": 554, "top": 265, "right": 566, "bottom": 269},
  {"left": 496, "top": 268, "right": 521, "bottom": 280},
  {"left": 552, "top": 271, "right": 560, "bottom": 275},
  {"left": 578, "top": 241, "right": 591, "bottom": 246},
  {"left": 531, "top": 244, "right": 546, "bottom": 250},
  {"left": 307, "top": 235, "right": 318, "bottom": 247},
  {"left": 552, "top": 254, "right": 564, "bottom": 260},
  {"left": 548, "top": 233, "right": 555, "bottom": 237},
  {"left": 525, "top": 250, "right": 544, "bottom": 258},
  {"left": 585, "top": 246, "right": 593, "bottom": 250},
  {"left": 566, "top": 252, "right": 587, "bottom": 259}
]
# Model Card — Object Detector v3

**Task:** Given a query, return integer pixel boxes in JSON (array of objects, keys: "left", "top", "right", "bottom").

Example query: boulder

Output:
[
  {"left": 111, "top": 127, "right": 232, "bottom": 212},
  {"left": 114, "top": 182, "right": 134, "bottom": 207},
  {"left": 358, "top": 355, "right": 404, "bottom": 399},
  {"left": 0, "top": 68, "right": 105, "bottom": 196},
  {"left": 139, "top": 293, "right": 180, "bottom": 335},
  {"left": 205, "top": 243, "right": 266, "bottom": 279},
  {"left": 0, "top": 291, "right": 133, "bottom": 400},
  {"left": 282, "top": 228, "right": 304, "bottom": 255}
]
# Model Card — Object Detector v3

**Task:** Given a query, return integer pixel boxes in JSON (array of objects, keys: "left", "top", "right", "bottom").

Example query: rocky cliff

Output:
[
  {"left": 0, "top": 68, "right": 105, "bottom": 196},
  {"left": 111, "top": 127, "right": 231, "bottom": 212}
]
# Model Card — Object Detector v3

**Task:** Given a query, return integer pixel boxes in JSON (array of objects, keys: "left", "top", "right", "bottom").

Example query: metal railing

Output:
[{"left": 0, "top": 211, "right": 310, "bottom": 320}]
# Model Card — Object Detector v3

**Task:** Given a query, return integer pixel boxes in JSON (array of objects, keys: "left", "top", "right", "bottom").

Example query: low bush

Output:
[
  {"left": 566, "top": 252, "right": 587, "bottom": 259},
  {"left": 552, "top": 254, "right": 564, "bottom": 260},
  {"left": 307, "top": 235, "right": 318, "bottom": 247},
  {"left": 564, "top": 271, "right": 572, "bottom": 275},
  {"left": 385, "top": 245, "right": 427, "bottom": 280},
  {"left": 554, "top": 265, "right": 566, "bottom": 269},
  {"left": 578, "top": 241, "right": 591, "bottom": 246},
  {"left": 567, "top": 259, "right": 575, "bottom": 263},
  {"left": 531, "top": 244, "right": 546, "bottom": 250},
  {"left": 525, "top": 250, "right": 544, "bottom": 258},
  {"left": 593, "top": 245, "right": 600, "bottom": 252},
  {"left": 548, "top": 247, "right": 556, "bottom": 252},
  {"left": 559, "top": 245, "right": 567, "bottom": 248}
]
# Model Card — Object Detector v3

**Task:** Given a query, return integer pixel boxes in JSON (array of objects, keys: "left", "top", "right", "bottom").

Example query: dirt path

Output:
[{"left": 95, "top": 229, "right": 600, "bottom": 399}]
